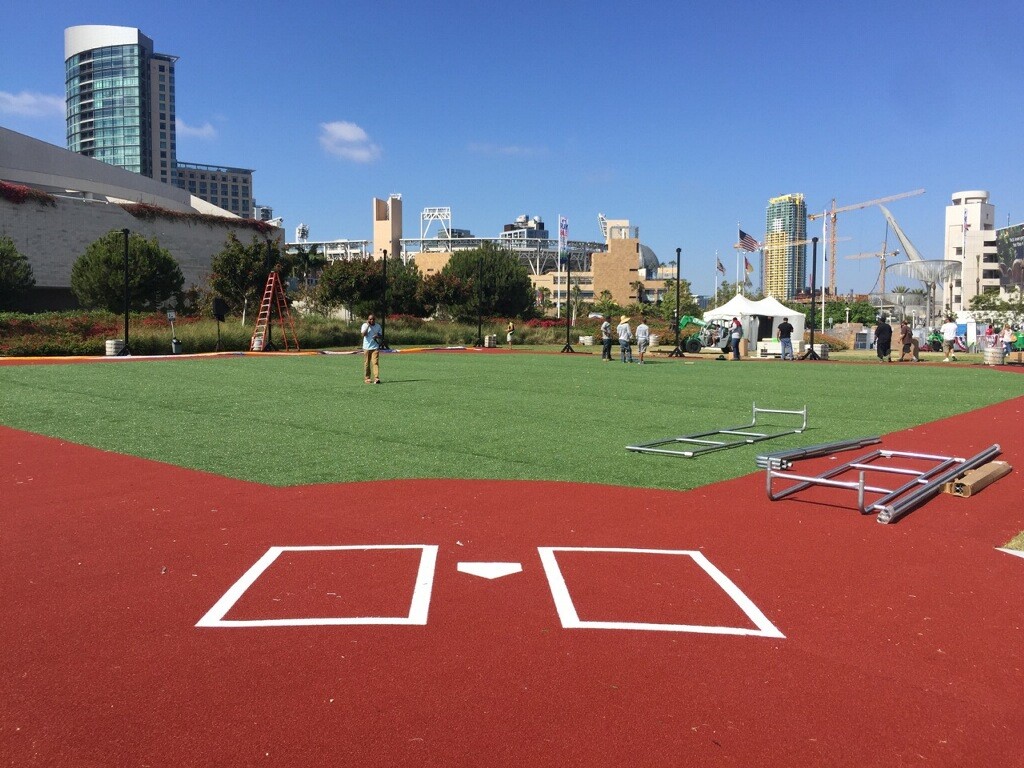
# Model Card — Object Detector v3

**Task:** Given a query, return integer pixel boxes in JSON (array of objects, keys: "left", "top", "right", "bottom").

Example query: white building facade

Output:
[{"left": 943, "top": 190, "right": 999, "bottom": 313}]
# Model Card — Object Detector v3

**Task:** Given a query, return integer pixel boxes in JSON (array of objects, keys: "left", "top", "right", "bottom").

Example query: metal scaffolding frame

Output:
[
  {"left": 765, "top": 444, "right": 1001, "bottom": 524},
  {"left": 627, "top": 404, "right": 808, "bottom": 458}
]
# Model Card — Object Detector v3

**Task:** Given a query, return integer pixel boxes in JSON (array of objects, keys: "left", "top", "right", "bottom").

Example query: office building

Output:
[
  {"left": 943, "top": 190, "right": 999, "bottom": 312},
  {"left": 763, "top": 194, "right": 807, "bottom": 300},
  {"left": 65, "top": 25, "right": 178, "bottom": 185},
  {"left": 174, "top": 162, "right": 254, "bottom": 219}
]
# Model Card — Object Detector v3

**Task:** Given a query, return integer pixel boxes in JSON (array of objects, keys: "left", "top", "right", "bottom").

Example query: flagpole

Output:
[{"left": 714, "top": 249, "right": 719, "bottom": 303}]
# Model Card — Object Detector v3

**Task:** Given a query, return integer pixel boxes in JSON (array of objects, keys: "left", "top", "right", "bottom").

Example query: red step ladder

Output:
[{"left": 249, "top": 271, "right": 300, "bottom": 351}]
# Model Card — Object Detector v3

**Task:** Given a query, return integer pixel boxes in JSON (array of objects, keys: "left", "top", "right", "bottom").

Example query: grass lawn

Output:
[{"left": 1, "top": 351, "right": 1020, "bottom": 492}]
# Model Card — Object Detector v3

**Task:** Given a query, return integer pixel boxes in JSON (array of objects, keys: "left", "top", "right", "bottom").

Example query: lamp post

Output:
[
  {"left": 560, "top": 251, "right": 574, "bottom": 353},
  {"left": 380, "top": 249, "right": 390, "bottom": 349},
  {"left": 476, "top": 249, "right": 484, "bottom": 347},
  {"left": 119, "top": 228, "right": 131, "bottom": 356},
  {"left": 801, "top": 237, "right": 820, "bottom": 360},
  {"left": 668, "top": 247, "right": 684, "bottom": 357}
]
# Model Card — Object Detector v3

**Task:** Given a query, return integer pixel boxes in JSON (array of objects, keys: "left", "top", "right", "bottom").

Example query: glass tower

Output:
[
  {"left": 763, "top": 194, "right": 807, "bottom": 300},
  {"left": 65, "top": 26, "right": 177, "bottom": 184}
]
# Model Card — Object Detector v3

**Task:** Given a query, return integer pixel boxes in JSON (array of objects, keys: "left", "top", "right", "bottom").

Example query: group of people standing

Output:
[{"left": 600, "top": 315, "right": 651, "bottom": 363}]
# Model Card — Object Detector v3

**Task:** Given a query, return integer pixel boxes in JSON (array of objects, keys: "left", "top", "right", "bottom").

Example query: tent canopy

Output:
[{"left": 703, "top": 295, "right": 806, "bottom": 341}]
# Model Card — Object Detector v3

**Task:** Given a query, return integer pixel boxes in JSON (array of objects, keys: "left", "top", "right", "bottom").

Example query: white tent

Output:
[{"left": 703, "top": 295, "right": 805, "bottom": 343}]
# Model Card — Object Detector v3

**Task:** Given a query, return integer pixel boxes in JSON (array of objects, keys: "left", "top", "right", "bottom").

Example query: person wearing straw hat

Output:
[{"left": 616, "top": 315, "right": 634, "bottom": 363}]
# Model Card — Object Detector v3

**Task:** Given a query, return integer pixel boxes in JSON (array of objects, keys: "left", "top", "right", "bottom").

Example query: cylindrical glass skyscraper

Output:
[{"left": 65, "top": 26, "right": 177, "bottom": 183}]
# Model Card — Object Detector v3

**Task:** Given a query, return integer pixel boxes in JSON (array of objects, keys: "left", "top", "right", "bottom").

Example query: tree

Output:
[
  {"left": 591, "top": 290, "right": 618, "bottom": 318},
  {"left": 0, "top": 235, "right": 35, "bottom": 309},
  {"left": 385, "top": 254, "right": 425, "bottom": 316},
  {"left": 70, "top": 229, "right": 183, "bottom": 312},
  {"left": 208, "top": 233, "right": 286, "bottom": 323},
  {"left": 970, "top": 287, "right": 1024, "bottom": 327},
  {"left": 441, "top": 243, "right": 534, "bottom": 321},
  {"left": 418, "top": 271, "right": 472, "bottom": 319},
  {"left": 316, "top": 256, "right": 380, "bottom": 317},
  {"left": 658, "top": 279, "right": 700, "bottom": 324}
]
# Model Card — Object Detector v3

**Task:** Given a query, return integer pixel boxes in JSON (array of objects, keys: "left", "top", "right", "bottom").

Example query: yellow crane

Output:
[{"left": 808, "top": 189, "right": 924, "bottom": 297}]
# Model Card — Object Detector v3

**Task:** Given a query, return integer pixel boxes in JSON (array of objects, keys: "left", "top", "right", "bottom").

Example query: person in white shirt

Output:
[
  {"left": 600, "top": 316, "right": 613, "bottom": 361},
  {"left": 361, "top": 313, "right": 383, "bottom": 384},
  {"left": 616, "top": 315, "right": 633, "bottom": 363},
  {"left": 635, "top": 316, "right": 650, "bottom": 364},
  {"left": 940, "top": 317, "right": 958, "bottom": 362}
]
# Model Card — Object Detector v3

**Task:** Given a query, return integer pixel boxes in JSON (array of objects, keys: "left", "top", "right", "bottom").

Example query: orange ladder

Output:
[{"left": 249, "top": 271, "right": 300, "bottom": 351}]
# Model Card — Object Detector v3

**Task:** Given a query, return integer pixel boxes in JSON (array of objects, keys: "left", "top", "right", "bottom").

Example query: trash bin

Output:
[
  {"left": 740, "top": 339, "right": 749, "bottom": 357},
  {"left": 171, "top": 338, "right": 182, "bottom": 355},
  {"left": 105, "top": 339, "right": 124, "bottom": 356}
]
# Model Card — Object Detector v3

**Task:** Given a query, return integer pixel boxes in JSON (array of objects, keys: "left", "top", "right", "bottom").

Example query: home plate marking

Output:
[{"left": 457, "top": 562, "right": 523, "bottom": 579}]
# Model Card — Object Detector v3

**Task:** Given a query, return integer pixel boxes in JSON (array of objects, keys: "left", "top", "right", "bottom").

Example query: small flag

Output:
[
  {"left": 962, "top": 208, "right": 971, "bottom": 233},
  {"left": 716, "top": 257, "right": 726, "bottom": 275},
  {"left": 744, "top": 256, "right": 754, "bottom": 275},
  {"left": 738, "top": 229, "right": 759, "bottom": 252}
]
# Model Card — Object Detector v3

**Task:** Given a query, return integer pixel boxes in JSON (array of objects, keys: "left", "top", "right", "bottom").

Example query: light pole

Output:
[
  {"left": 380, "top": 249, "right": 390, "bottom": 349},
  {"left": 560, "top": 251, "right": 574, "bottom": 353},
  {"left": 668, "top": 247, "right": 684, "bottom": 357},
  {"left": 119, "top": 228, "right": 131, "bottom": 356},
  {"left": 476, "top": 249, "right": 484, "bottom": 347}
]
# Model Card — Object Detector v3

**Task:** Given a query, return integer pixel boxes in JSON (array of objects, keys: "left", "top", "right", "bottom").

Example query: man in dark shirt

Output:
[
  {"left": 874, "top": 316, "right": 893, "bottom": 362},
  {"left": 777, "top": 317, "right": 795, "bottom": 360}
]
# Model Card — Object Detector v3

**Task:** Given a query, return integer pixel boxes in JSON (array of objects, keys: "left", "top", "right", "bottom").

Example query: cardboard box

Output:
[{"left": 947, "top": 461, "right": 1012, "bottom": 498}]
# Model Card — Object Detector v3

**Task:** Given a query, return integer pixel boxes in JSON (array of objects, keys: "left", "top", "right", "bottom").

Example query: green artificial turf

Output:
[{"left": 0, "top": 353, "right": 1021, "bottom": 490}]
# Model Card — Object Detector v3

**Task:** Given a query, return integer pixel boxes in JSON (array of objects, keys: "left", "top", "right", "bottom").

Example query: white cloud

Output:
[
  {"left": 468, "top": 142, "right": 546, "bottom": 158},
  {"left": 319, "top": 121, "right": 381, "bottom": 163},
  {"left": 0, "top": 91, "right": 64, "bottom": 117},
  {"left": 176, "top": 118, "right": 217, "bottom": 139}
]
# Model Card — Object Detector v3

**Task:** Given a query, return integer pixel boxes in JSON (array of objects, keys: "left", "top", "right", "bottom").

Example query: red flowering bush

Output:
[{"left": 0, "top": 181, "right": 56, "bottom": 206}]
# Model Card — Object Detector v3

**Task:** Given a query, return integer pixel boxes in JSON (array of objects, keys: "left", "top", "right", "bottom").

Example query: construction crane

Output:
[
  {"left": 845, "top": 221, "right": 900, "bottom": 309},
  {"left": 808, "top": 189, "right": 924, "bottom": 297}
]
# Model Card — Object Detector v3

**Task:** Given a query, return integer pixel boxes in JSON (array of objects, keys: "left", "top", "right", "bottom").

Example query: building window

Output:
[{"left": 954, "top": 247, "right": 962, "bottom": 255}]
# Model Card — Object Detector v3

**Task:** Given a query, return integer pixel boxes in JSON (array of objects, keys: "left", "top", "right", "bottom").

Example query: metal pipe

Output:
[{"left": 876, "top": 444, "right": 1001, "bottom": 524}]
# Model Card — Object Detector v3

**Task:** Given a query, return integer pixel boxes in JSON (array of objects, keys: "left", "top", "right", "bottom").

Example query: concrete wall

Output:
[{"left": 0, "top": 194, "right": 282, "bottom": 293}]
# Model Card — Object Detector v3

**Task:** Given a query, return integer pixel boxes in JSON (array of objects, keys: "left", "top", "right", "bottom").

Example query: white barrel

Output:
[
  {"left": 105, "top": 339, "right": 124, "bottom": 356},
  {"left": 983, "top": 347, "right": 1003, "bottom": 365},
  {"left": 649, "top": 334, "right": 660, "bottom": 347}
]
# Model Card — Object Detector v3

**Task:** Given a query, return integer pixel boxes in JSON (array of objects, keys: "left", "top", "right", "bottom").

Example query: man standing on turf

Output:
[
  {"left": 635, "top": 316, "right": 650, "bottom": 364},
  {"left": 616, "top": 315, "right": 634, "bottom": 363},
  {"left": 600, "top": 315, "right": 613, "bottom": 361},
  {"left": 940, "top": 316, "right": 958, "bottom": 362},
  {"left": 874, "top": 316, "right": 893, "bottom": 362},
  {"left": 776, "top": 316, "right": 795, "bottom": 361},
  {"left": 361, "top": 313, "right": 383, "bottom": 384},
  {"left": 729, "top": 317, "right": 743, "bottom": 360},
  {"left": 897, "top": 320, "right": 914, "bottom": 362}
]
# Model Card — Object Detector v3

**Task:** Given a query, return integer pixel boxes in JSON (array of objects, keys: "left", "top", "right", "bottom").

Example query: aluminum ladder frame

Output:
[
  {"left": 627, "top": 404, "right": 808, "bottom": 459},
  {"left": 765, "top": 444, "right": 1001, "bottom": 524}
]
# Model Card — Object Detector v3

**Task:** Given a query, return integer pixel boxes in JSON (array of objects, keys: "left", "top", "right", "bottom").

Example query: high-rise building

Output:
[
  {"left": 65, "top": 25, "right": 254, "bottom": 216},
  {"left": 942, "top": 190, "right": 999, "bottom": 313},
  {"left": 763, "top": 194, "right": 807, "bottom": 300},
  {"left": 65, "top": 25, "right": 178, "bottom": 185}
]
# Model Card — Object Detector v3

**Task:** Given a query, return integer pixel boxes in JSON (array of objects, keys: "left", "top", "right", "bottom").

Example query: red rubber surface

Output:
[{"left": 3, "top": 397, "right": 1023, "bottom": 767}]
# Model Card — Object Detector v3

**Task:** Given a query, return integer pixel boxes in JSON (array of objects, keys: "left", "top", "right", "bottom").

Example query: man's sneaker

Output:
[
  {"left": 374, "top": 378, "right": 381, "bottom": 384},
  {"left": 943, "top": 357, "right": 949, "bottom": 362}
]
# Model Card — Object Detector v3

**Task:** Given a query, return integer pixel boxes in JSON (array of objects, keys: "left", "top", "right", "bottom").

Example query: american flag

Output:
[
  {"left": 744, "top": 256, "right": 754, "bottom": 274},
  {"left": 738, "top": 229, "right": 759, "bottom": 252},
  {"left": 716, "top": 257, "right": 726, "bottom": 274}
]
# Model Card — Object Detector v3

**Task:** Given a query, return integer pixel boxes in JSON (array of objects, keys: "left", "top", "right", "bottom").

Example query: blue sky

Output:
[{"left": 3, "top": 0, "right": 1023, "bottom": 296}]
